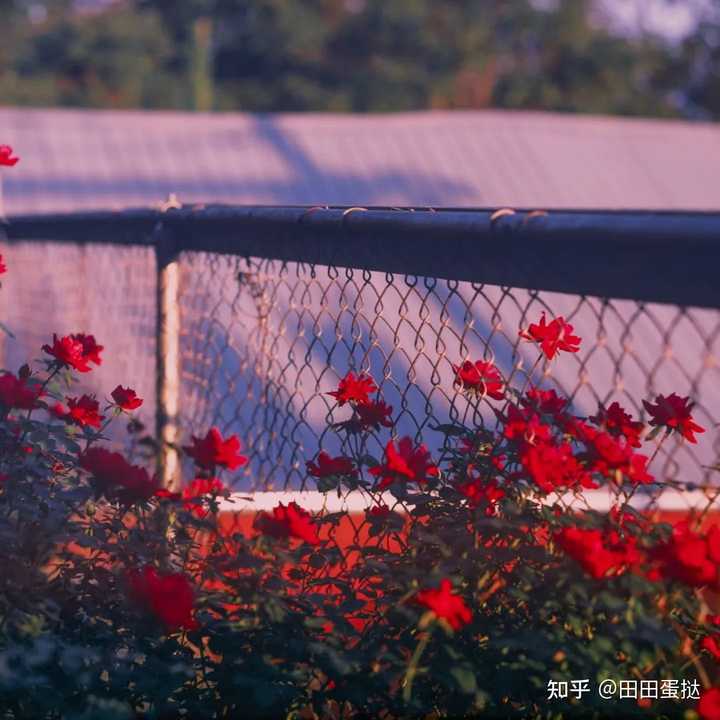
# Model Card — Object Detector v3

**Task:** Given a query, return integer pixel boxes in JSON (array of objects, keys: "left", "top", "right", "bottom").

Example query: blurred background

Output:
[{"left": 1, "top": 0, "right": 719, "bottom": 118}]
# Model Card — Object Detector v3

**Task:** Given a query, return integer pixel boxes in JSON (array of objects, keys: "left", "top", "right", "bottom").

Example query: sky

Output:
[{"left": 599, "top": 0, "right": 714, "bottom": 40}]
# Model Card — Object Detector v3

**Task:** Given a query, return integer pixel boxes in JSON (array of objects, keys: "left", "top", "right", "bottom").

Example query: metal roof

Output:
[{"left": 1, "top": 107, "right": 719, "bottom": 214}]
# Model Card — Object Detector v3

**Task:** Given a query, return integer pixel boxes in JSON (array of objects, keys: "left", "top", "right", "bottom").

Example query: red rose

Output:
[
  {"left": 643, "top": 393, "right": 705, "bottom": 444},
  {"left": 51, "top": 402, "right": 66, "bottom": 419},
  {"left": 415, "top": 579, "right": 472, "bottom": 630},
  {"left": 306, "top": 452, "right": 357, "bottom": 479},
  {"left": 181, "top": 477, "right": 225, "bottom": 517},
  {"left": 42, "top": 333, "right": 103, "bottom": 373},
  {"left": 327, "top": 371, "right": 377, "bottom": 406},
  {"left": 80, "top": 447, "right": 159, "bottom": 504},
  {"left": 702, "top": 636, "right": 720, "bottom": 662},
  {"left": 254, "top": 501, "right": 321, "bottom": 545},
  {"left": 356, "top": 400, "right": 393, "bottom": 430},
  {"left": 42, "top": 335, "right": 90, "bottom": 372},
  {"left": 183, "top": 427, "right": 247, "bottom": 471},
  {"left": 0, "top": 145, "right": 19, "bottom": 167},
  {"left": 0, "top": 372, "right": 42, "bottom": 410},
  {"left": 369, "top": 436, "right": 439, "bottom": 491},
  {"left": 367, "top": 504, "right": 391, "bottom": 519},
  {"left": 522, "top": 387, "right": 568, "bottom": 415},
  {"left": 554, "top": 526, "right": 641, "bottom": 579},
  {"left": 128, "top": 566, "right": 198, "bottom": 631},
  {"left": 507, "top": 405, "right": 611, "bottom": 496},
  {"left": 652, "top": 521, "right": 720, "bottom": 588},
  {"left": 111, "top": 385, "right": 143, "bottom": 411},
  {"left": 452, "top": 359, "right": 504, "bottom": 400},
  {"left": 73, "top": 334, "right": 103, "bottom": 366},
  {"left": 502, "top": 405, "right": 552, "bottom": 445},
  {"left": 591, "top": 401, "right": 644, "bottom": 448},
  {"left": 0, "top": 254, "right": 6, "bottom": 275},
  {"left": 456, "top": 477, "right": 505, "bottom": 516},
  {"left": 61, "top": 394, "right": 104, "bottom": 428},
  {"left": 699, "top": 688, "right": 720, "bottom": 720},
  {"left": 521, "top": 440, "right": 596, "bottom": 493},
  {"left": 519, "top": 313, "right": 581, "bottom": 360},
  {"left": 586, "top": 430, "right": 653, "bottom": 485},
  {"left": 154, "top": 488, "right": 181, "bottom": 501},
  {"left": 184, "top": 476, "right": 224, "bottom": 497}
]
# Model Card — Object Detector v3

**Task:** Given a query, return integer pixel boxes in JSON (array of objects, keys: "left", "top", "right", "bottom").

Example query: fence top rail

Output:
[{"left": 2, "top": 204, "right": 720, "bottom": 307}]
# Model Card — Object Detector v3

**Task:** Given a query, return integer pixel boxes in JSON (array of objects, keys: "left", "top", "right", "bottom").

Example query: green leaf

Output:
[
  {"left": 429, "top": 423, "right": 467, "bottom": 437},
  {"left": 317, "top": 475, "right": 339, "bottom": 492},
  {"left": 644, "top": 425, "right": 665, "bottom": 441},
  {"left": 450, "top": 664, "right": 477, "bottom": 694}
]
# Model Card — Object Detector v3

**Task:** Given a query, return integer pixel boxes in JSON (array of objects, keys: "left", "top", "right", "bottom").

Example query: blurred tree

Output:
[
  {"left": 673, "top": 1, "right": 720, "bottom": 117},
  {"left": 1, "top": 1, "right": 179, "bottom": 108},
  {"left": 191, "top": 16, "right": 214, "bottom": 111},
  {"left": 137, "top": 0, "right": 682, "bottom": 114},
  {"left": 488, "top": 0, "right": 680, "bottom": 116},
  {"left": 138, "top": 0, "right": 354, "bottom": 111},
  {"left": 0, "top": 0, "right": 717, "bottom": 119}
]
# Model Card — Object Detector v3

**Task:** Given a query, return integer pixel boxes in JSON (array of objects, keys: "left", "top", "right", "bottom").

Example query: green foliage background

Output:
[{"left": 2, "top": 0, "right": 720, "bottom": 119}]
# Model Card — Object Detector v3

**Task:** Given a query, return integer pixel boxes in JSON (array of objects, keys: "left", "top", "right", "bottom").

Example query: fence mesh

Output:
[
  {"left": 1, "top": 218, "right": 719, "bottom": 519},
  {"left": 0, "top": 239, "right": 158, "bottom": 444},
  {"left": 177, "top": 251, "right": 720, "bottom": 507}
]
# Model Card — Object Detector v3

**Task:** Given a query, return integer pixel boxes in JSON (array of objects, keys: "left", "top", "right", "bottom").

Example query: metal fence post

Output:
[{"left": 154, "top": 220, "right": 181, "bottom": 490}]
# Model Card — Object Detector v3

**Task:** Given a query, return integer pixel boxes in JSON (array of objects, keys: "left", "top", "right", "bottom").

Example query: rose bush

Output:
[{"left": 1, "top": 147, "right": 720, "bottom": 719}]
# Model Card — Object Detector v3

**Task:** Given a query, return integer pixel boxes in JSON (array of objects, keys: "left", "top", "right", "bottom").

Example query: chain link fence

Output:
[
  {"left": 2, "top": 207, "right": 719, "bottom": 514},
  {"left": 0, "top": 238, "right": 158, "bottom": 436},
  {"left": 179, "top": 253, "right": 720, "bottom": 501}
]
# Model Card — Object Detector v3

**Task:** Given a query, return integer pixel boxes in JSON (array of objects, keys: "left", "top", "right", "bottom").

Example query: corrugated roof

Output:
[{"left": 1, "top": 107, "right": 719, "bottom": 213}]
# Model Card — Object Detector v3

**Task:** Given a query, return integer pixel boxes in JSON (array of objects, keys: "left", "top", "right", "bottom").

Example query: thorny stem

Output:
[
  {"left": 619, "top": 432, "right": 669, "bottom": 514},
  {"left": 498, "top": 348, "right": 542, "bottom": 410},
  {"left": 30, "top": 365, "right": 62, "bottom": 417},
  {"left": 647, "top": 430, "right": 670, "bottom": 468},
  {"left": 17, "top": 365, "right": 61, "bottom": 445},
  {"left": 513, "top": 353, "right": 545, "bottom": 405},
  {"left": 83, "top": 410, "right": 119, "bottom": 453},
  {"left": 673, "top": 618, "right": 712, "bottom": 690},
  {"left": 694, "top": 476, "right": 720, "bottom": 530},
  {"left": 486, "top": 352, "right": 543, "bottom": 462},
  {"left": 402, "top": 631, "right": 431, "bottom": 703}
]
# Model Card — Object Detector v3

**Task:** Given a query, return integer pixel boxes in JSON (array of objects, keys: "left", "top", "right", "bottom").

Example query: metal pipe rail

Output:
[
  {"left": 4, "top": 205, "right": 720, "bottom": 308},
  {"left": 2, "top": 204, "right": 719, "bottom": 491}
]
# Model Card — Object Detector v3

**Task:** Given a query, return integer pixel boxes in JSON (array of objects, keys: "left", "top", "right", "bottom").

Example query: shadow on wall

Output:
[{"left": 3, "top": 115, "right": 476, "bottom": 210}]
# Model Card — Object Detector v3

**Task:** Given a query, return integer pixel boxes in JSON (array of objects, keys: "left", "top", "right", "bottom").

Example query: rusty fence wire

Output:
[
  {"left": 1, "top": 206, "right": 719, "bottom": 516},
  {"left": 178, "top": 253, "right": 720, "bottom": 503}
]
